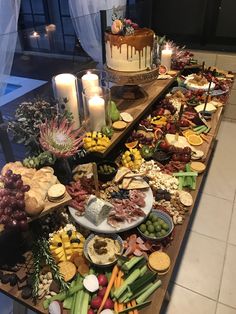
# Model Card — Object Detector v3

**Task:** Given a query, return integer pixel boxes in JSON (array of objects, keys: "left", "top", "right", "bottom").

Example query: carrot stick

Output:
[
  {"left": 117, "top": 270, "right": 123, "bottom": 287},
  {"left": 114, "top": 301, "right": 119, "bottom": 313},
  {"left": 186, "top": 119, "right": 196, "bottom": 127},
  {"left": 117, "top": 274, "right": 124, "bottom": 312},
  {"left": 127, "top": 302, "right": 134, "bottom": 314},
  {"left": 118, "top": 302, "right": 124, "bottom": 312},
  {"left": 200, "top": 133, "right": 209, "bottom": 142},
  {"left": 97, "top": 265, "right": 119, "bottom": 314},
  {"left": 131, "top": 300, "right": 138, "bottom": 314}
]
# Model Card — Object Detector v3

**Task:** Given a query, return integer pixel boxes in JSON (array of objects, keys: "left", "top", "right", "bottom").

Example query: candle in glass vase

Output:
[
  {"left": 81, "top": 71, "right": 99, "bottom": 94},
  {"left": 88, "top": 95, "right": 105, "bottom": 131},
  {"left": 161, "top": 45, "right": 172, "bottom": 70},
  {"left": 54, "top": 73, "right": 80, "bottom": 128}
]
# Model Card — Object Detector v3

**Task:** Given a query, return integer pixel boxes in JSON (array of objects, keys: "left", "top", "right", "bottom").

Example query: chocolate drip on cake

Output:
[{"left": 105, "top": 28, "right": 154, "bottom": 70}]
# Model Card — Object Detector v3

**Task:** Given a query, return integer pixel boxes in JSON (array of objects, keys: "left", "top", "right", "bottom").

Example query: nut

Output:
[
  {"left": 173, "top": 216, "right": 178, "bottom": 225},
  {"left": 177, "top": 216, "right": 183, "bottom": 224},
  {"left": 38, "top": 289, "right": 45, "bottom": 299},
  {"left": 50, "top": 291, "right": 57, "bottom": 296},
  {"left": 47, "top": 272, "right": 52, "bottom": 280}
]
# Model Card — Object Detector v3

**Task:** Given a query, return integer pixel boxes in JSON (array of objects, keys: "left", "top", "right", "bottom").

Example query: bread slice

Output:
[
  {"left": 114, "top": 167, "right": 131, "bottom": 183},
  {"left": 125, "top": 178, "right": 149, "bottom": 190}
]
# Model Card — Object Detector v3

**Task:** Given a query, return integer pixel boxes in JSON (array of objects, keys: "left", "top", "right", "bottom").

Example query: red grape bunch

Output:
[{"left": 0, "top": 170, "right": 30, "bottom": 231}]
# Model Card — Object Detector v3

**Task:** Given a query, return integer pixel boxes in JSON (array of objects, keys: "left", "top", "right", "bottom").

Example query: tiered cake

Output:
[{"left": 105, "top": 28, "right": 154, "bottom": 72}]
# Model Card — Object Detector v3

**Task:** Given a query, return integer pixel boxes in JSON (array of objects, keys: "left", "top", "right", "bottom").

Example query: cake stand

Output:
[{"left": 104, "top": 66, "right": 159, "bottom": 100}]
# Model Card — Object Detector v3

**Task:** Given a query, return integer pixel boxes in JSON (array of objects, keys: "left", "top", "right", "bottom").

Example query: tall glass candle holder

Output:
[
  {"left": 83, "top": 86, "right": 110, "bottom": 132},
  {"left": 52, "top": 73, "right": 80, "bottom": 129},
  {"left": 77, "top": 69, "right": 109, "bottom": 125},
  {"left": 161, "top": 44, "right": 172, "bottom": 71}
]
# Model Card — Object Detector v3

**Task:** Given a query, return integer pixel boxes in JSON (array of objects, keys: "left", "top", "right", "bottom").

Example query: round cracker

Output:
[
  {"left": 148, "top": 251, "right": 170, "bottom": 273},
  {"left": 120, "top": 112, "right": 134, "bottom": 123},
  {"left": 48, "top": 183, "right": 66, "bottom": 199},
  {"left": 179, "top": 190, "right": 193, "bottom": 207},
  {"left": 112, "top": 120, "right": 127, "bottom": 130},
  {"left": 58, "top": 261, "right": 76, "bottom": 282},
  {"left": 190, "top": 161, "right": 206, "bottom": 173}
]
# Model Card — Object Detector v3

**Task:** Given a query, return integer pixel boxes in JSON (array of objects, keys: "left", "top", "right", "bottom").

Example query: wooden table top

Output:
[{"left": 0, "top": 76, "right": 229, "bottom": 314}]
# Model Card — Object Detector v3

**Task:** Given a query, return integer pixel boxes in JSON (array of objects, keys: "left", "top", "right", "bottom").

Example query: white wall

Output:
[{"left": 192, "top": 50, "right": 236, "bottom": 120}]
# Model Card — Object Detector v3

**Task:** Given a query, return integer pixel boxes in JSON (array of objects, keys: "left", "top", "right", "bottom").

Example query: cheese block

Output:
[{"left": 85, "top": 195, "right": 113, "bottom": 226}]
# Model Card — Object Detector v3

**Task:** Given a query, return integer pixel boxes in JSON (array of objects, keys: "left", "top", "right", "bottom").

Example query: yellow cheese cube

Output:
[
  {"left": 65, "top": 248, "right": 73, "bottom": 256},
  {"left": 50, "top": 245, "right": 57, "bottom": 251},
  {"left": 51, "top": 235, "right": 62, "bottom": 246},
  {"left": 71, "top": 243, "right": 79, "bottom": 249},
  {"left": 54, "top": 247, "right": 63, "bottom": 255},
  {"left": 64, "top": 242, "right": 71, "bottom": 249}
]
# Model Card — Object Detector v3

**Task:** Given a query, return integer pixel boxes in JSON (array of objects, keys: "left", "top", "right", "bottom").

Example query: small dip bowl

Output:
[
  {"left": 97, "top": 161, "right": 118, "bottom": 182},
  {"left": 153, "top": 150, "right": 172, "bottom": 165},
  {"left": 83, "top": 233, "right": 124, "bottom": 267}
]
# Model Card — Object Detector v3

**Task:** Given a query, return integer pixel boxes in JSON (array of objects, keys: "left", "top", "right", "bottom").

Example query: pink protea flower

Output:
[{"left": 39, "top": 118, "right": 84, "bottom": 158}]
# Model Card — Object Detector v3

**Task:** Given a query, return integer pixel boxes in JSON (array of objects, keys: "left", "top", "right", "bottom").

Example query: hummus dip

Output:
[{"left": 87, "top": 235, "right": 121, "bottom": 265}]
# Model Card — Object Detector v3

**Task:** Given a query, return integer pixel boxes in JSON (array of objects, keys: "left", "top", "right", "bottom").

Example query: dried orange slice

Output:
[
  {"left": 125, "top": 141, "right": 139, "bottom": 149},
  {"left": 187, "top": 134, "right": 203, "bottom": 146},
  {"left": 183, "top": 129, "right": 195, "bottom": 138}
]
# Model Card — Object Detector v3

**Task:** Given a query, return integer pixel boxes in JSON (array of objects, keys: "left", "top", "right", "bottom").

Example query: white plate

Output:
[{"left": 69, "top": 188, "right": 153, "bottom": 234}]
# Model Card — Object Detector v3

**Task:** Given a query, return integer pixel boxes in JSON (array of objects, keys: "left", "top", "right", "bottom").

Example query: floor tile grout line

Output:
[
  {"left": 172, "top": 282, "right": 218, "bottom": 303},
  {"left": 189, "top": 229, "right": 228, "bottom": 244},
  {"left": 203, "top": 191, "right": 235, "bottom": 203},
  {"left": 215, "top": 188, "right": 236, "bottom": 307},
  {"left": 218, "top": 301, "right": 236, "bottom": 311}
]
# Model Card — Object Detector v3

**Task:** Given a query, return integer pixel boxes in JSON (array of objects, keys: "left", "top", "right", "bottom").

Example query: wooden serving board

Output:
[
  {"left": 101, "top": 75, "right": 178, "bottom": 157},
  {"left": 28, "top": 191, "right": 72, "bottom": 222}
]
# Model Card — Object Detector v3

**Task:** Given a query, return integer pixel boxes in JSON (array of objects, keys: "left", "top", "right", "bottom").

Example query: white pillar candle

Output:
[
  {"left": 88, "top": 96, "right": 105, "bottom": 131},
  {"left": 161, "top": 46, "right": 172, "bottom": 71},
  {"left": 81, "top": 71, "right": 99, "bottom": 94},
  {"left": 54, "top": 73, "right": 80, "bottom": 128}
]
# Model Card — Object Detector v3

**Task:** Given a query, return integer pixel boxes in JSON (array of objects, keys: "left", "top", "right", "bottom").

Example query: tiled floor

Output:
[
  {"left": 1, "top": 121, "right": 236, "bottom": 314},
  {"left": 164, "top": 120, "right": 236, "bottom": 314}
]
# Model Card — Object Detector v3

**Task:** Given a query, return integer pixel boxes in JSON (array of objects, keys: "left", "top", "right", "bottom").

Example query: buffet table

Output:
[{"left": 0, "top": 69, "right": 232, "bottom": 314}]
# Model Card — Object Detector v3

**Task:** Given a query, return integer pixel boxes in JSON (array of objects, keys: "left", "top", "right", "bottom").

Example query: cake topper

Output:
[{"left": 111, "top": 11, "right": 138, "bottom": 36}]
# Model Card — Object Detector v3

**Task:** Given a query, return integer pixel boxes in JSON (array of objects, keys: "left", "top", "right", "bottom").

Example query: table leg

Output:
[{"left": 13, "top": 300, "right": 27, "bottom": 314}]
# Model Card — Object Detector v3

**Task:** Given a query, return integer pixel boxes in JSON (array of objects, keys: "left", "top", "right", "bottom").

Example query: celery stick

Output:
[
  {"left": 182, "top": 176, "right": 188, "bottom": 187},
  {"left": 74, "top": 289, "right": 84, "bottom": 314},
  {"left": 185, "top": 175, "right": 193, "bottom": 188},
  {"left": 81, "top": 291, "right": 90, "bottom": 314},
  {"left": 43, "top": 277, "right": 83, "bottom": 309},
  {"left": 63, "top": 296, "right": 73, "bottom": 310},
  {"left": 185, "top": 163, "right": 191, "bottom": 172},
  {"left": 196, "top": 126, "right": 207, "bottom": 134},
  {"left": 139, "top": 265, "right": 148, "bottom": 277},
  {"left": 193, "top": 125, "right": 205, "bottom": 132},
  {"left": 118, "top": 290, "right": 132, "bottom": 303},
  {"left": 125, "top": 283, "right": 153, "bottom": 303},
  {"left": 114, "top": 269, "right": 141, "bottom": 299},
  {"left": 191, "top": 176, "right": 197, "bottom": 190},
  {"left": 136, "top": 280, "right": 162, "bottom": 304},
  {"left": 173, "top": 172, "right": 198, "bottom": 177},
  {"left": 178, "top": 176, "right": 183, "bottom": 190},
  {"left": 204, "top": 126, "right": 211, "bottom": 133},
  {"left": 122, "top": 256, "right": 144, "bottom": 271}
]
